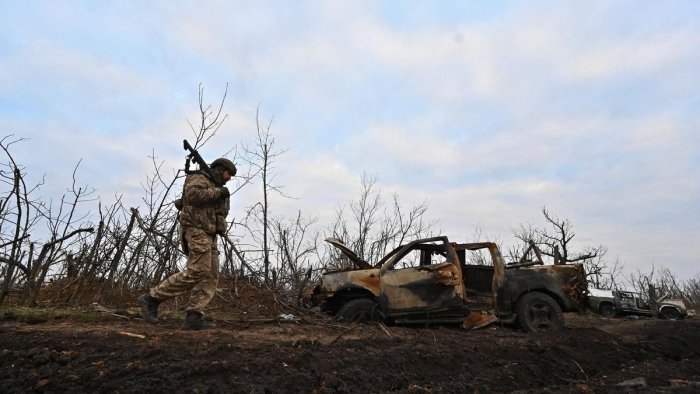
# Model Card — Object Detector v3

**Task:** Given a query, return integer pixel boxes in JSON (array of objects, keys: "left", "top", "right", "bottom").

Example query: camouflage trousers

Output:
[{"left": 150, "top": 227, "right": 219, "bottom": 314}]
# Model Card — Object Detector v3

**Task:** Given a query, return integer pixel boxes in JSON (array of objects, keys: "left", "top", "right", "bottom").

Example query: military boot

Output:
[
  {"left": 182, "top": 310, "right": 216, "bottom": 330},
  {"left": 137, "top": 293, "right": 161, "bottom": 324}
]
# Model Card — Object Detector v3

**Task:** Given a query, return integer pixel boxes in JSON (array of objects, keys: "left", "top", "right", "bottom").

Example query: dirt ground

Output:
[{"left": 1, "top": 306, "right": 699, "bottom": 394}]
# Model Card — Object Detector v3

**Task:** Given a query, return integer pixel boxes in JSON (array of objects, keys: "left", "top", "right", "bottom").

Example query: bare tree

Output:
[
  {"left": 349, "top": 174, "right": 382, "bottom": 261},
  {"left": 0, "top": 136, "right": 41, "bottom": 303},
  {"left": 537, "top": 207, "right": 602, "bottom": 264},
  {"left": 322, "top": 174, "right": 433, "bottom": 271},
  {"left": 469, "top": 224, "right": 505, "bottom": 266},
  {"left": 508, "top": 223, "right": 538, "bottom": 263},
  {"left": 242, "top": 107, "right": 287, "bottom": 285},
  {"left": 586, "top": 252, "right": 625, "bottom": 290},
  {"left": 270, "top": 211, "right": 318, "bottom": 303},
  {"left": 0, "top": 137, "right": 98, "bottom": 306},
  {"left": 630, "top": 265, "right": 689, "bottom": 301},
  {"left": 513, "top": 207, "right": 604, "bottom": 266},
  {"left": 681, "top": 275, "right": 700, "bottom": 307}
]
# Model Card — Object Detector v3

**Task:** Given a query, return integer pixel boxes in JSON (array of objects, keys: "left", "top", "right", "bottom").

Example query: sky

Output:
[{"left": 0, "top": 1, "right": 698, "bottom": 282}]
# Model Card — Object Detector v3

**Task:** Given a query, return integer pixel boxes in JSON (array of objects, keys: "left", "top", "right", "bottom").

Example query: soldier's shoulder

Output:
[{"left": 186, "top": 172, "right": 215, "bottom": 186}]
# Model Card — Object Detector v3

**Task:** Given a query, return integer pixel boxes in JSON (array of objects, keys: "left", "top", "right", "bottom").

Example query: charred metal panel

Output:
[
  {"left": 324, "top": 237, "right": 372, "bottom": 269},
  {"left": 451, "top": 243, "right": 505, "bottom": 291},
  {"left": 501, "top": 263, "right": 588, "bottom": 311},
  {"left": 463, "top": 265, "right": 494, "bottom": 294},
  {"left": 380, "top": 263, "right": 464, "bottom": 313},
  {"left": 452, "top": 242, "right": 506, "bottom": 314},
  {"left": 319, "top": 268, "right": 381, "bottom": 297}
]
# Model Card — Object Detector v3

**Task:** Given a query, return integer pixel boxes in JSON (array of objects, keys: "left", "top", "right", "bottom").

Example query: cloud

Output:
[{"left": 0, "top": 1, "right": 698, "bottom": 281}]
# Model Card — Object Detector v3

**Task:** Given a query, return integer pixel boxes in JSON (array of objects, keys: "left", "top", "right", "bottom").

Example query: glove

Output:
[{"left": 218, "top": 187, "right": 230, "bottom": 199}]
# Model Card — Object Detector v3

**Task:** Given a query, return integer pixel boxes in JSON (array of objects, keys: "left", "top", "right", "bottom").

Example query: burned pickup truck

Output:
[
  {"left": 588, "top": 288, "right": 692, "bottom": 320},
  {"left": 308, "top": 236, "right": 588, "bottom": 332}
]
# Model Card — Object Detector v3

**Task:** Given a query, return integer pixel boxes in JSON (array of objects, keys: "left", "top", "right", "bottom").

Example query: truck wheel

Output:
[
  {"left": 335, "top": 298, "right": 384, "bottom": 323},
  {"left": 599, "top": 303, "right": 616, "bottom": 317},
  {"left": 515, "top": 292, "right": 564, "bottom": 333},
  {"left": 660, "top": 307, "right": 681, "bottom": 320}
]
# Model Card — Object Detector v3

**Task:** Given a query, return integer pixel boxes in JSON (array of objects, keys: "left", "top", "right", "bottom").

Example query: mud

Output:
[{"left": 1, "top": 311, "right": 699, "bottom": 393}]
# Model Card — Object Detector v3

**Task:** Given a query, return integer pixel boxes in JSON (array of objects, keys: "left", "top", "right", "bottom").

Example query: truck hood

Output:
[
  {"left": 319, "top": 268, "right": 381, "bottom": 296},
  {"left": 589, "top": 288, "right": 613, "bottom": 298},
  {"left": 659, "top": 298, "right": 688, "bottom": 311},
  {"left": 325, "top": 237, "right": 372, "bottom": 269}
]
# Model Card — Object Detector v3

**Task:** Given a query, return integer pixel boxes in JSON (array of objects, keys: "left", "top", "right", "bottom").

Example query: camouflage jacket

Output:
[{"left": 178, "top": 172, "right": 230, "bottom": 235}]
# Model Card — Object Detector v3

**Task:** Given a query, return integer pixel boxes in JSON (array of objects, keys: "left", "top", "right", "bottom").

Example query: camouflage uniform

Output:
[{"left": 149, "top": 171, "right": 230, "bottom": 314}]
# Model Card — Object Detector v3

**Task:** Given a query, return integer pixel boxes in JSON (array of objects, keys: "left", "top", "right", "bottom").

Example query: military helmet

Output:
[{"left": 210, "top": 157, "right": 237, "bottom": 176}]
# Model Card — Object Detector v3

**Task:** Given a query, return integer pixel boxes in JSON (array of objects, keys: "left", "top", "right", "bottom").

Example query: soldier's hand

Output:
[{"left": 218, "top": 187, "right": 230, "bottom": 199}]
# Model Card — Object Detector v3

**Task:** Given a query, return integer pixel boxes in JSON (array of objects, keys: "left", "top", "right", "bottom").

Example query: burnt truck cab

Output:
[
  {"left": 310, "top": 236, "right": 588, "bottom": 332},
  {"left": 459, "top": 247, "right": 588, "bottom": 331},
  {"left": 314, "top": 237, "right": 470, "bottom": 324}
]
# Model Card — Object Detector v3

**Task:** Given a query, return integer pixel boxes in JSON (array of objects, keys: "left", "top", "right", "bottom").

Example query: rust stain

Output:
[
  {"left": 358, "top": 273, "right": 380, "bottom": 293},
  {"left": 434, "top": 265, "right": 462, "bottom": 286}
]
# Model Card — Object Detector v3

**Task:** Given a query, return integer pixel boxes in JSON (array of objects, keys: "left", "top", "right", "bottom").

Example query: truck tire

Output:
[
  {"left": 335, "top": 298, "right": 384, "bottom": 323},
  {"left": 515, "top": 292, "right": 564, "bottom": 332},
  {"left": 659, "top": 307, "right": 681, "bottom": 320},
  {"left": 598, "top": 303, "right": 616, "bottom": 317}
]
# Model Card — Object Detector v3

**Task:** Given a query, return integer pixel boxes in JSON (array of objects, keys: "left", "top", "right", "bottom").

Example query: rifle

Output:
[{"left": 182, "top": 139, "right": 223, "bottom": 187}]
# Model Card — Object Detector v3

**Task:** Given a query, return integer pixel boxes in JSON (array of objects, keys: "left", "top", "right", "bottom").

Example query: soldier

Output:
[{"left": 137, "top": 157, "right": 236, "bottom": 330}]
